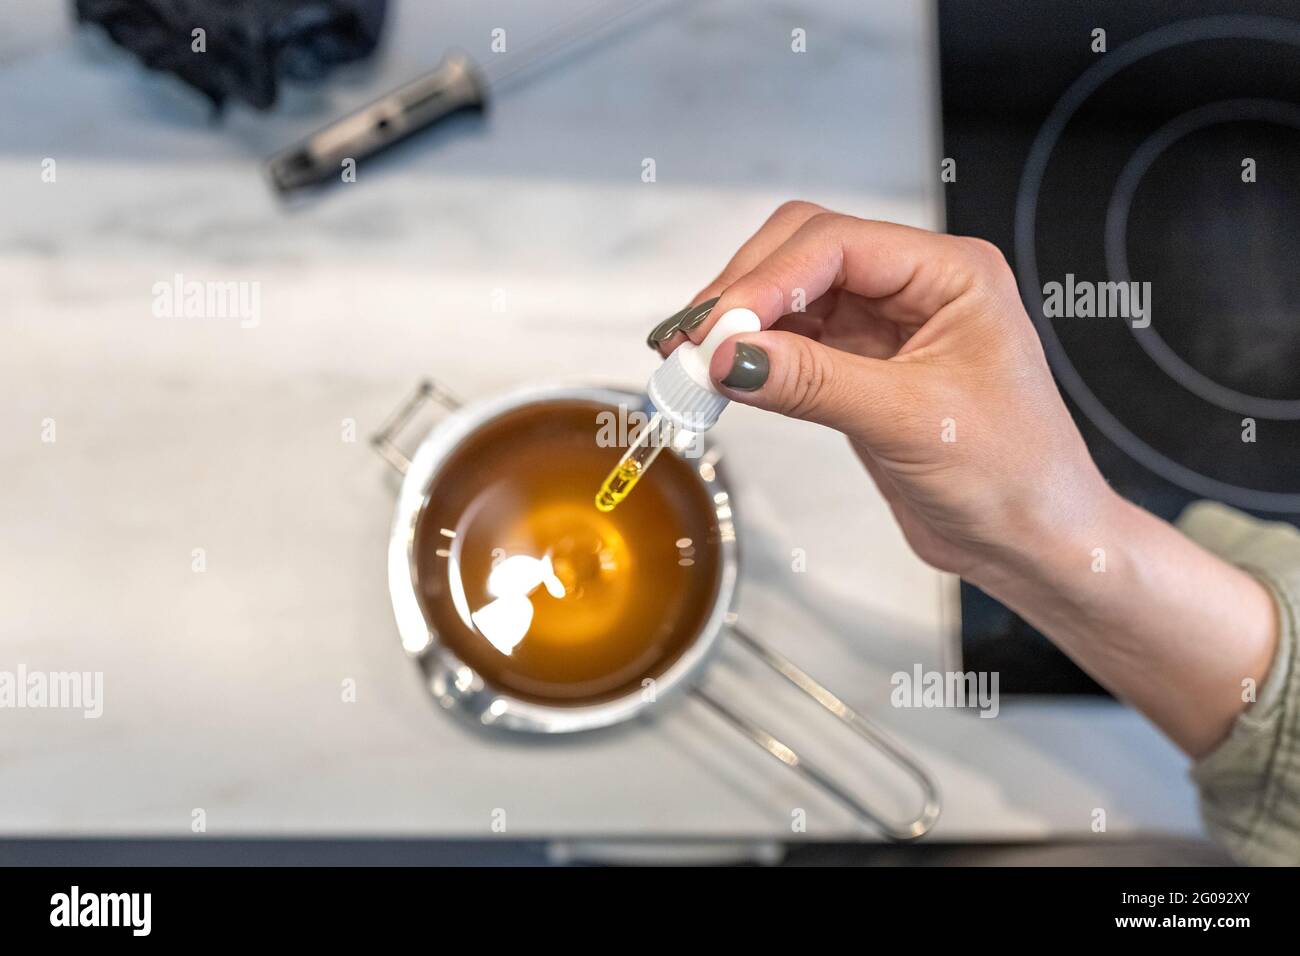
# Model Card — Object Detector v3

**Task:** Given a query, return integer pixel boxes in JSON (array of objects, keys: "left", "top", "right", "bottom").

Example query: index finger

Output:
[
  {"left": 653, "top": 201, "right": 827, "bottom": 355},
  {"left": 683, "top": 214, "right": 991, "bottom": 344},
  {"left": 688, "top": 200, "right": 827, "bottom": 307}
]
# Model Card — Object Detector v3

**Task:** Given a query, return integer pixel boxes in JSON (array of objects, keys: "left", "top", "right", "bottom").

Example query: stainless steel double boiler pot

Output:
[{"left": 373, "top": 380, "right": 941, "bottom": 839}]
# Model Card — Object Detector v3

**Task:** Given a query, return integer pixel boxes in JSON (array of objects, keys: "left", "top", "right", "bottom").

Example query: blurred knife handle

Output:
[{"left": 267, "top": 51, "right": 488, "bottom": 193}]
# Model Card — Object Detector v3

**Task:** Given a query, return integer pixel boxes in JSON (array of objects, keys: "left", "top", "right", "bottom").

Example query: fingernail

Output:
[
  {"left": 678, "top": 296, "right": 720, "bottom": 331},
  {"left": 721, "top": 342, "right": 769, "bottom": 391},
  {"left": 646, "top": 307, "right": 689, "bottom": 349}
]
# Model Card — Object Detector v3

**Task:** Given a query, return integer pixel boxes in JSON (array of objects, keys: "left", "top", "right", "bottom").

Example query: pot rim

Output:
[{"left": 386, "top": 381, "right": 741, "bottom": 734}]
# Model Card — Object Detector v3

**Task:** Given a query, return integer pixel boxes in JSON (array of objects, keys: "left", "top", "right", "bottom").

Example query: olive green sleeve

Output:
[{"left": 1177, "top": 501, "right": 1300, "bottom": 866}]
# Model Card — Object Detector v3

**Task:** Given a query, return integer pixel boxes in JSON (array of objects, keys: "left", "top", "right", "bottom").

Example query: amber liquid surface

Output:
[{"left": 413, "top": 401, "right": 723, "bottom": 705}]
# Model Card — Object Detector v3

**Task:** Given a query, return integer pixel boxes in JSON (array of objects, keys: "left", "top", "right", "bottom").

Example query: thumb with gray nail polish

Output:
[
  {"left": 721, "top": 341, "right": 769, "bottom": 391},
  {"left": 709, "top": 331, "right": 896, "bottom": 439}
]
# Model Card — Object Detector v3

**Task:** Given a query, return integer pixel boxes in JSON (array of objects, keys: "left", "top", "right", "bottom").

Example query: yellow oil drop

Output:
[{"left": 594, "top": 459, "right": 645, "bottom": 512}]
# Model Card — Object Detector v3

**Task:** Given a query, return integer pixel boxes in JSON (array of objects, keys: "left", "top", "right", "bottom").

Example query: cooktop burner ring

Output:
[
  {"left": 1015, "top": 13, "right": 1300, "bottom": 512},
  {"left": 1104, "top": 96, "right": 1300, "bottom": 421}
]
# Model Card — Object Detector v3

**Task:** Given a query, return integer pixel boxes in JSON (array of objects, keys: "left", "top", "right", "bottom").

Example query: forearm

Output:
[{"left": 975, "top": 491, "right": 1280, "bottom": 757}]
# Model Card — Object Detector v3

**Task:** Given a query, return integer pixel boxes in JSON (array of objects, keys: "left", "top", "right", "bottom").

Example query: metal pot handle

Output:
[
  {"left": 370, "top": 379, "right": 462, "bottom": 475},
  {"left": 693, "top": 624, "right": 942, "bottom": 841}
]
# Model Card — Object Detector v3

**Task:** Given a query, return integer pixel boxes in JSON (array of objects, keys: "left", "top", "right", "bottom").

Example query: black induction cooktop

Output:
[{"left": 938, "top": 0, "right": 1300, "bottom": 693}]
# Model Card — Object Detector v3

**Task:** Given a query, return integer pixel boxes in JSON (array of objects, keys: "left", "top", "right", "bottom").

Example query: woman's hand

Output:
[
  {"left": 656, "top": 201, "right": 1279, "bottom": 757},
  {"left": 655, "top": 201, "right": 1110, "bottom": 589}
]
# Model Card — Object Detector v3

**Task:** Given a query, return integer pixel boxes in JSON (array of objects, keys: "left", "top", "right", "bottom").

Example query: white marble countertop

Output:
[{"left": 0, "top": 0, "right": 1200, "bottom": 842}]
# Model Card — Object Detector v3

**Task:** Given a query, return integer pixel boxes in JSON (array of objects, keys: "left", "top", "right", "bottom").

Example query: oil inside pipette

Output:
[
  {"left": 594, "top": 459, "right": 645, "bottom": 512},
  {"left": 594, "top": 412, "right": 679, "bottom": 512}
]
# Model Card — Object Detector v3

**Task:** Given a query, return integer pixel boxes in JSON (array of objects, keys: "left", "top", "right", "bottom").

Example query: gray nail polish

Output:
[
  {"left": 646, "top": 307, "right": 688, "bottom": 349},
  {"left": 721, "top": 342, "right": 769, "bottom": 391},
  {"left": 678, "top": 296, "right": 720, "bottom": 331}
]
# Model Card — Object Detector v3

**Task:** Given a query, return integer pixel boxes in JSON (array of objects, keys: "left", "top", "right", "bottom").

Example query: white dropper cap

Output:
[{"left": 647, "top": 307, "right": 762, "bottom": 431}]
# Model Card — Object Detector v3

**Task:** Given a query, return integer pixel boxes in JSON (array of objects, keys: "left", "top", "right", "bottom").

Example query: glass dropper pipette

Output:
[
  {"left": 594, "top": 412, "right": 680, "bottom": 512},
  {"left": 594, "top": 308, "right": 761, "bottom": 512}
]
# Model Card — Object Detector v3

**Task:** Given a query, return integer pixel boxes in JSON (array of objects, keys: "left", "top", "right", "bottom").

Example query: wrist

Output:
[
  {"left": 966, "top": 477, "right": 1126, "bottom": 611},
  {"left": 966, "top": 484, "right": 1281, "bottom": 755}
]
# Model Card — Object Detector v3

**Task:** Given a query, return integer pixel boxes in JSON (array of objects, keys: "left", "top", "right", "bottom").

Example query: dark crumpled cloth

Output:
[{"left": 75, "top": 0, "right": 388, "bottom": 110}]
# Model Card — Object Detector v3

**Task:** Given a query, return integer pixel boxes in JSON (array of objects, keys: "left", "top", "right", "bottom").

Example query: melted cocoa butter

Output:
[{"left": 413, "top": 400, "right": 723, "bottom": 705}]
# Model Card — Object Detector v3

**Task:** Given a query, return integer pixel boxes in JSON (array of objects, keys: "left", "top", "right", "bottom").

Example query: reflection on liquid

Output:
[
  {"left": 450, "top": 498, "right": 632, "bottom": 659},
  {"left": 469, "top": 553, "right": 566, "bottom": 655}
]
